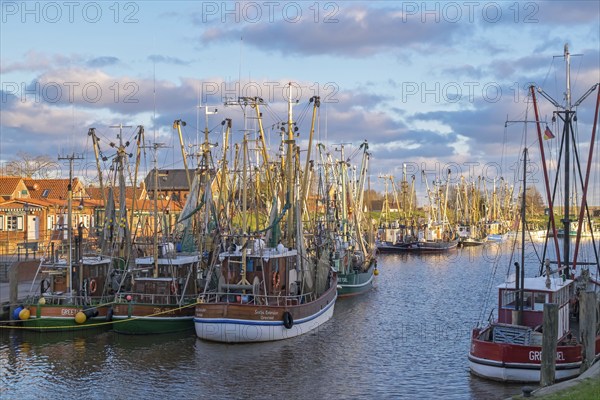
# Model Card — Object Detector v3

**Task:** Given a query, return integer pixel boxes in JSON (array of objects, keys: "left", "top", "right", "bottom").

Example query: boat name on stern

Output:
[
  {"left": 153, "top": 307, "right": 175, "bottom": 315},
  {"left": 529, "top": 351, "right": 565, "bottom": 361}
]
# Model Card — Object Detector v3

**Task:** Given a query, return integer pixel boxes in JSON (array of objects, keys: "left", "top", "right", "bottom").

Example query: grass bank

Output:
[{"left": 534, "top": 377, "right": 600, "bottom": 399}]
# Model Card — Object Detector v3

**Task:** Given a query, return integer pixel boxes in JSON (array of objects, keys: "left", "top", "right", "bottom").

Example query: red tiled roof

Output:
[
  {"left": 86, "top": 185, "right": 145, "bottom": 201},
  {"left": 0, "top": 198, "right": 53, "bottom": 211},
  {"left": 24, "top": 178, "right": 83, "bottom": 200},
  {"left": 0, "top": 176, "right": 24, "bottom": 196},
  {"left": 131, "top": 198, "right": 182, "bottom": 212}
]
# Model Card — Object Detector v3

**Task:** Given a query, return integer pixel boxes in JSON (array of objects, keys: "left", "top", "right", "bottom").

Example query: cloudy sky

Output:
[{"left": 1, "top": 1, "right": 599, "bottom": 204}]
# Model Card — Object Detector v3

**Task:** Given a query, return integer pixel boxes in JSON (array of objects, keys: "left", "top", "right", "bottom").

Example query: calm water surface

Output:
[{"left": 3, "top": 240, "right": 593, "bottom": 399}]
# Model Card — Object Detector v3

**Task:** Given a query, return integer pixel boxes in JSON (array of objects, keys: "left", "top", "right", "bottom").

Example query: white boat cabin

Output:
[{"left": 496, "top": 276, "right": 573, "bottom": 340}]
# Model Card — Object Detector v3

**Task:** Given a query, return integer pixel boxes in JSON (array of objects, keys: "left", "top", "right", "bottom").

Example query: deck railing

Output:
[{"left": 197, "top": 290, "right": 316, "bottom": 306}]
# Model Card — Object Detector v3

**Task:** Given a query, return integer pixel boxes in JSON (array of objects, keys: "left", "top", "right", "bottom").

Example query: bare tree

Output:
[
  {"left": 5, "top": 152, "right": 60, "bottom": 178},
  {"left": 525, "top": 185, "right": 546, "bottom": 215}
]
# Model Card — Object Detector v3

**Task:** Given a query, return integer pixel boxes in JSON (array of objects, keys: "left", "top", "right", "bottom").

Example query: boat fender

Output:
[
  {"left": 40, "top": 279, "right": 50, "bottom": 295},
  {"left": 13, "top": 306, "right": 23, "bottom": 320},
  {"left": 18, "top": 308, "right": 30, "bottom": 320},
  {"left": 89, "top": 279, "right": 97, "bottom": 295},
  {"left": 106, "top": 307, "right": 114, "bottom": 322},
  {"left": 75, "top": 311, "right": 87, "bottom": 324},
  {"left": 74, "top": 308, "right": 97, "bottom": 324},
  {"left": 82, "top": 307, "right": 99, "bottom": 319},
  {"left": 283, "top": 311, "right": 293, "bottom": 329},
  {"left": 272, "top": 271, "right": 280, "bottom": 288}
]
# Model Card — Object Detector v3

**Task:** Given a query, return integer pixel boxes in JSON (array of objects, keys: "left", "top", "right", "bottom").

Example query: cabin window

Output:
[
  {"left": 502, "top": 290, "right": 536, "bottom": 310},
  {"left": 6, "top": 215, "right": 23, "bottom": 231},
  {"left": 555, "top": 287, "right": 568, "bottom": 306},
  {"left": 522, "top": 291, "right": 533, "bottom": 310},
  {"left": 534, "top": 292, "right": 547, "bottom": 311},
  {"left": 502, "top": 290, "right": 517, "bottom": 309}
]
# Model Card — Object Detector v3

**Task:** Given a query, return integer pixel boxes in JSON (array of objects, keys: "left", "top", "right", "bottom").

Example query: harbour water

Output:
[{"left": 2, "top": 239, "right": 595, "bottom": 399}]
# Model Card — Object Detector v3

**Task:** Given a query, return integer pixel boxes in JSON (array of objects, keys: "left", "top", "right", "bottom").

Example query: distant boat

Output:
[
  {"left": 375, "top": 168, "right": 419, "bottom": 254},
  {"left": 457, "top": 224, "right": 487, "bottom": 247},
  {"left": 557, "top": 221, "right": 595, "bottom": 238},
  {"left": 414, "top": 169, "right": 459, "bottom": 252}
]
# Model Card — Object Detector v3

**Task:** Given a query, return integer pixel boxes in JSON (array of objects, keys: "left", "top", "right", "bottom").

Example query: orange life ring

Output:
[
  {"left": 171, "top": 281, "right": 179, "bottom": 295},
  {"left": 89, "top": 279, "right": 97, "bottom": 294},
  {"left": 272, "top": 271, "right": 280, "bottom": 288}
]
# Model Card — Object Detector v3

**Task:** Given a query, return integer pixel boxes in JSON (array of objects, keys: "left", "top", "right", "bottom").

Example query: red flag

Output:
[{"left": 544, "top": 126, "right": 555, "bottom": 140}]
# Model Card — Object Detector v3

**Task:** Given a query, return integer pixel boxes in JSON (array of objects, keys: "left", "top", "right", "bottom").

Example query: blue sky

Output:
[{"left": 1, "top": 1, "right": 599, "bottom": 204}]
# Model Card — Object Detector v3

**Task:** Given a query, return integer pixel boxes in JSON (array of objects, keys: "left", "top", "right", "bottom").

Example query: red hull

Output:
[{"left": 469, "top": 327, "right": 600, "bottom": 382}]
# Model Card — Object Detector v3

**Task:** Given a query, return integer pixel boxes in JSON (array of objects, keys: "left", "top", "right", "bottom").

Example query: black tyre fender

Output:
[
  {"left": 106, "top": 307, "right": 114, "bottom": 322},
  {"left": 282, "top": 311, "right": 293, "bottom": 329},
  {"left": 40, "top": 279, "right": 50, "bottom": 295}
]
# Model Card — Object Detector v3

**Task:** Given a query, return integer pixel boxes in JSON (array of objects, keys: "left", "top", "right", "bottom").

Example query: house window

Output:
[
  {"left": 6, "top": 215, "right": 23, "bottom": 231},
  {"left": 0, "top": 215, "right": 3, "bottom": 230},
  {"left": 47, "top": 215, "right": 55, "bottom": 230},
  {"left": 42, "top": 189, "right": 50, "bottom": 198}
]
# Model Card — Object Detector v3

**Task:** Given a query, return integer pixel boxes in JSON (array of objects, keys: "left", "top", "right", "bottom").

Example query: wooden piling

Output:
[
  {"left": 540, "top": 303, "right": 558, "bottom": 387},
  {"left": 579, "top": 291, "right": 598, "bottom": 373},
  {"left": 8, "top": 262, "right": 18, "bottom": 321}
]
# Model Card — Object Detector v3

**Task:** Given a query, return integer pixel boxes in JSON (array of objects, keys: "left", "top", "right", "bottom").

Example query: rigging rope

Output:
[{"left": 249, "top": 202, "right": 291, "bottom": 235}]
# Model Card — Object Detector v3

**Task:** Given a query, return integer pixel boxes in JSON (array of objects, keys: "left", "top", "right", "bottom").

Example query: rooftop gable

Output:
[{"left": 145, "top": 169, "right": 191, "bottom": 191}]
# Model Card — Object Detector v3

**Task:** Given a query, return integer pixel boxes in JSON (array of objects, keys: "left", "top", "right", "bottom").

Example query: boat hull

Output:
[
  {"left": 377, "top": 240, "right": 458, "bottom": 253},
  {"left": 111, "top": 302, "right": 196, "bottom": 334},
  {"left": 486, "top": 234, "right": 505, "bottom": 242},
  {"left": 415, "top": 240, "right": 458, "bottom": 252},
  {"left": 469, "top": 329, "right": 600, "bottom": 383},
  {"left": 19, "top": 304, "right": 113, "bottom": 332},
  {"left": 459, "top": 238, "right": 486, "bottom": 247},
  {"left": 337, "top": 263, "right": 375, "bottom": 297},
  {"left": 376, "top": 241, "right": 417, "bottom": 253},
  {"left": 194, "top": 285, "right": 337, "bottom": 343}
]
